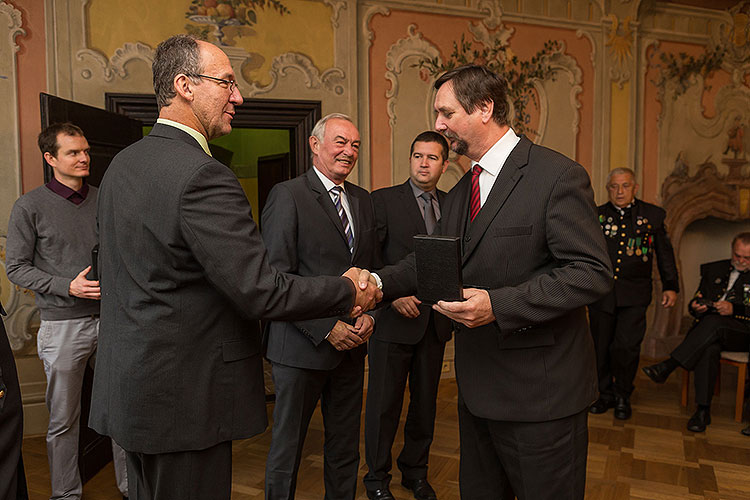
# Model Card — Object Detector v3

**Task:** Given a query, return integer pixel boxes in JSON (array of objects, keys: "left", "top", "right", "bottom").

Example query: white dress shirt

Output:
[
  {"left": 471, "top": 127, "right": 520, "bottom": 208},
  {"left": 313, "top": 166, "right": 355, "bottom": 236}
]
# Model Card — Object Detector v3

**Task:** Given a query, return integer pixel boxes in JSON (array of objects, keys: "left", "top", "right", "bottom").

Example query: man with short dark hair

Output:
[
  {"left": 262, "top": 113, "right": 379, "bottom": 500},
  {"left": 363, "top": 131, "right": 452, "bottom": 500},
  {"left": 588, "top": 167, "right": 679, "bottom": 420},
  {"left": 377, "top": 65, "right": 612, "bottom": 500},
  {"left": 643, "top": 233, "right": 750, "bottom": 433},
  {"left": 90, "top": 35, "right": 380, "bottom": 500},
  {"left": 6, "top": 123, "right": 128, "bottom": 500}
]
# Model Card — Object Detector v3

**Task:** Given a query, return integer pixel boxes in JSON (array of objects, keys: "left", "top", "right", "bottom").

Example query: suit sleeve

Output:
[
  {"left": 488, "top": 163, "right": 613, "bottom": 331},
  {"left": 179, "top": 161, "right": 354, "bottom": 321},
  {"left": 5, "top": 202, "right": 71, "bottom": 298},
  {"left": 260, "top": 182, "right": 340, "bottom": 346},
  {"left": 654, "top": 211, "right": 679, "bottom": 292}
]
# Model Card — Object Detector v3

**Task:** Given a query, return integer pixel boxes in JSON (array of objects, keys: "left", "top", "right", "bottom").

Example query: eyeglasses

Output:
[{"left": 191, "top": 74, "right": 237, "bottom": 93}]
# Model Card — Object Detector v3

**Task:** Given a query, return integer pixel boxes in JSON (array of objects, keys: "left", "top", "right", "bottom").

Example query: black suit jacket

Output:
[
  {"left": 261, "top": 168, "right": 380, "bottom": 370},
  {"left": 91, "top": 124, "right": 355, "bottom": 454},
  {"left": 590, "top": 200, "right": 679, "bottom": 312},
  {"left": 380, "top": 136, "right": 612, "bottom": 421},
  {"left": 370, "top": 180, "right": 452, "bottom": 344},
  {"left": 689, "top": 259, "right": 750, "bottom": 324}
]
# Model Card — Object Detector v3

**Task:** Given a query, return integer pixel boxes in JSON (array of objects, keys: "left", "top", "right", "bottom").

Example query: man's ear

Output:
[
  {"left": 309, "top": 135, "right": 320, "bottom": 155},
  {"left": 43, "top": 151, "right": 57, "bottom": 168},
  {"left": 173, "top": 74, "right": 195, "bottom": 102},
  {"left": 479, "top": 99, "right": 495, "bottom": 124}
]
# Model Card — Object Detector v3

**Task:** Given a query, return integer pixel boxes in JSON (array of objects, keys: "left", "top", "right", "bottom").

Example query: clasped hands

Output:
[
  {"left": 342, "top": 267, "right": 382, "bottom": 317},
  {"left": 691, "top": 292, "right": 733, "bottom": 316}
]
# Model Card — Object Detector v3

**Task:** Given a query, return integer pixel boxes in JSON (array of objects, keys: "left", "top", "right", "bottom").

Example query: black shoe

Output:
[
  {"left": 741, "top": 425, "right": 750, "bottom": 436},
  {"left": 589, "top": 397, "right": 615, "bottom": 414},
  {"left": 687, "top": 407, "right": 711, "bottom": 432},
  {"left": 402, "top": 478, "right": 437, "bottom": 500},
  {"left": 642, "top": 362, "right": 671, "bottom": 384},
  {"left": 614, "top": 396, "right": 632, "bottom": 420},
  {"left": 367, "top": 488, "right": 395, "bottom": 500}
]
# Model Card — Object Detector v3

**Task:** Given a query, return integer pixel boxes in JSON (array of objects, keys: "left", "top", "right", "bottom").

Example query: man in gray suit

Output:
[
  {"left": 90, "top": 36, "right": 380, "bottom": 500},
  {"left": 364, "top": 131, "right": 453, "bottom": 500},
  {"left": 378, "top": 65, "right": 612, "bottom": 500},
  {"left": 261, "top": 114, "right": 380, "bottom": 500}
]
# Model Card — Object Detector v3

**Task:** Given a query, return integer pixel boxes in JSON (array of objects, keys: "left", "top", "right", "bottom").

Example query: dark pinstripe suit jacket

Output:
[{"left": 381, "top": 135, "right": 613, "bottom": 421}]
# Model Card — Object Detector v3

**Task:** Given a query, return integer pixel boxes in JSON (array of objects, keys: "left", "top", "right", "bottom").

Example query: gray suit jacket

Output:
[
  {"left": 261, "top": 168, "right": 380, "bottom": 370},
  {"left": 381, "top": 136, "right": 612, "bottom": 421},
  {"left": 370, "top": 180, "right": 452, "bottom": 344},
  {"left": 91, "top": 124, "right": 355, "bottom": 454}
]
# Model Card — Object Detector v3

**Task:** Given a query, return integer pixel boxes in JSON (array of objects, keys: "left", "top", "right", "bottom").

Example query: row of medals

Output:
[{"left": 599, "top": 214, "right": 652, "bottom": 262}]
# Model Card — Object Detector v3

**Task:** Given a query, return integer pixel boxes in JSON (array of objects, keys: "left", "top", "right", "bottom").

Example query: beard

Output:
[{"left": 444, "top": 132, "right": 468, "bottom": 156}]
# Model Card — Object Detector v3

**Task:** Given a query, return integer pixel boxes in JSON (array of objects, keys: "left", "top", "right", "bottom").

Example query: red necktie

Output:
[{"left": 469, "top": 164, "right": 482, "bottom": 221}]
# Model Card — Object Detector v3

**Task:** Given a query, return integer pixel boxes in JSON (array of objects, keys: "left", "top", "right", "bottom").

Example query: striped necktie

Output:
[
  {"left": 470, "top": 164, "right": 483, "bottom": 221},
  {"left": 331, "top": 186, "right": 355, "bottom": 254}
]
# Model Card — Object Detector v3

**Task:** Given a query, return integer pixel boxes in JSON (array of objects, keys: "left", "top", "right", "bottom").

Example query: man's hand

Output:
[
  {"left": 327, "top": 320, "right": 364, "bottom": 351},
  {"left": 715, "top": 300, "right": 733, "bottom": 316},
  {"left": 392, "top": 296, "right": 422, "bottom": 319},
  {"left": 342, "top": 267, "right": 382, "bottom": 317},
  {"left": 69, "top": 266, "right": 101, "bottom": 300},
  {"left": 433, "top": 288, "right": 495, "bottom": 328},
  {"left": 354, "top": 314, "right": 374, "bottom": 342},
  {"left": 661, "top": 290, "right": 677, "bottom": 308},
  {"left": 690, "top": 293, "right": 709, "bottom": 314}
]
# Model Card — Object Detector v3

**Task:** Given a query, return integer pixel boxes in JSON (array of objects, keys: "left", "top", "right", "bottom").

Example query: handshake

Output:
[{"left": 342, "top": 267, "right": 383, "bottom": 317}]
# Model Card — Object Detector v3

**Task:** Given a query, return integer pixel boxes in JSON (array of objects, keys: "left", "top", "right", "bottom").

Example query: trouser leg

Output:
[
  {"left": 610, "top": 306, "right": 648, "bottom": 398},
  {"left": 125, "top": 441, "right": 231, "bottom": 500},
  {"left": 320, "top": 354, "right": 365, "bottom": 500},
  {"left": 397, "top": 324, "right": 446, "bottom": 482},
  {"left": 265, "top": 363, "right": 325, "bottom": 500},
  {"left": 112, "top": 441, "right": 129, "bottom": 497},
  {"left": 363, "top": 339, "right": 411, "bottom": 492},
  {"left": 588, "top": 308, "right": 615, "bottom": 400},
  {"left": 694, "top": 327, "right": 750, "bottom": 406},
  {"left": 37, "top": 318, "right": 99, "bottom": 500}
]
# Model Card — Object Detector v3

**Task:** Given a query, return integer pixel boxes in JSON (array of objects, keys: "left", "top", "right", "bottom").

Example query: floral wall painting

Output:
[{"left": 185, "top": 0, "right": 291, "bottom": 46}]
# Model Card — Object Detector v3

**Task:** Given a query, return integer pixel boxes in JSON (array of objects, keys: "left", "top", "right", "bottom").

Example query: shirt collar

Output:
[
  {"left": 157, "top": 118, "right": 212, "bottom": 157},
  {"left": 471, "top": 127, "right": 520, "bottom": 177},
  {"left": 46, "top": 177, "right": 89, "bottom": 203},
  {"left": 313, "top": 165, "right": 345, "bottom": 193},
  {"left": 408, "top": 178, "right": 435, "bottom": 200}
]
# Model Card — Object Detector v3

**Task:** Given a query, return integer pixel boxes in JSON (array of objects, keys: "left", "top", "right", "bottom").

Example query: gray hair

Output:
[
  {"left": 606, "top": 167, "right": 636, "bottom": 185},
  {"left": 311, "top": 113, "right": 355, "bottom": 142},
  {"left": 152, "top": 34, "right": 203, "bottom": 109}
]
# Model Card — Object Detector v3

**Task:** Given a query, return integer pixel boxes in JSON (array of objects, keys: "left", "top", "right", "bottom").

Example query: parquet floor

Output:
[{"left": 22, "top": 358, "right": 750, "bottom": 499}]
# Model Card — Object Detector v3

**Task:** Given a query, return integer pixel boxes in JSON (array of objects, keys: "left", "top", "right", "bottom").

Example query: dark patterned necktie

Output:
[
  {"left": 420, "top": 192, "right": 437, "bottom": 235},
  {"left": 469, "top": 164, "right": 483, "bottom": 221},
  {"left": 331, "top": 186, "right": 354, "bottom": 254}
]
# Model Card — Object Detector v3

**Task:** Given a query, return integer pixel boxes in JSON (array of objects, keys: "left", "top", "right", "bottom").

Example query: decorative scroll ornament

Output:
[
  {"left": 606, "top": 15, "right": 633, "bottom": 88},
  {"left": 184, "top": 0, "right": 291, "bottom": 46},
  {"left": 243, "top": 52, "right": 346, "bottom": 97},
  {"left": 385, "top": 25, "right": 441, "bottom": 129},
  {"left": 321, "top": 0, "right": 347, "bottom": 29},
  {"left": 76, "top": 43, "right": 154, "bottom": 82}
]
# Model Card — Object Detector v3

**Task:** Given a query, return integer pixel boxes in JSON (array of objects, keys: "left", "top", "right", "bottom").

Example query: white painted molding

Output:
[
  {"left": 362, "top": 4, "right": 390, "bottom": 47},
  {"left": 576, "top": 29, "right": 597, "bottom": 64},
  {"left": 384, "top": 24, "right": 440, "bottom": 129},
  {"left": 321, "top": 0, "right": 347, "bottom": 29},
  {"left": 476, "top": 0, "right": 504, "bottom": 29},
  {"left": 76, "top": 42, "right": 154, "bottom": 82},
  {"left": 244, "top": 52, "right": 346, "bottom": 97}
]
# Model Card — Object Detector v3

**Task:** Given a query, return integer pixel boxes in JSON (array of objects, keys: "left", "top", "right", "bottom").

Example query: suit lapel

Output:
[
  {"left": 399, "top": 181, "right": 427, "bottom": 234},
  {"left": 460, "top": 137, "right": 530, "bottom": 264},
  {"left": 306, "top": 169, "right": 350, "bottom": 250},
  {"left": 346, "top": 181, "right": 361, "bottom": 259}
]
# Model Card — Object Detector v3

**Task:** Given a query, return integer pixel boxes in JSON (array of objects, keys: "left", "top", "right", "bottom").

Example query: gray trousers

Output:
[{"left": 38, "top": 317, "right": 128, "bottom": 499}]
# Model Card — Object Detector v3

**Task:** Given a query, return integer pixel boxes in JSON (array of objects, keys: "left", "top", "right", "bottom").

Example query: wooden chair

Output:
[{"left": 681, "top": 351, "right": 749, "bottom": 422}]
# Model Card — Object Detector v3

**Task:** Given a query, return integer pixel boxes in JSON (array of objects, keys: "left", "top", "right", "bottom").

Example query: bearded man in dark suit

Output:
[
  {"left": 261, "top": 113, "right": 380, "bottom": 500},
  {"left": 363, "top": 131, "right": 453, "bottom": 500},
  {"left": 91, "top": 36, "right": 380, "bottom": 500},
  {"left": 643, "top": 232, "right": 750, "bottom": 433},
  {"left": 376, "top": 65, "right": 612, "bottom": 500}
]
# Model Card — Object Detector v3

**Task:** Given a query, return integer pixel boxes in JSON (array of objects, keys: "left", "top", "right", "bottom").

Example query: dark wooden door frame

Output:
[{"left": 105, "top": 93, "right": 320, "bottom": 176}]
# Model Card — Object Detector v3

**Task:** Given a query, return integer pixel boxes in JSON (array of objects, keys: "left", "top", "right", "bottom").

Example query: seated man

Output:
[{"left": 642, "top": 232, "right": 750, "bottom": 433}]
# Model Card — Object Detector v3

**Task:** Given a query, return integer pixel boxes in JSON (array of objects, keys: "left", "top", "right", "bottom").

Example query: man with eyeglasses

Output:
[
  {"left": 588, "top": 167, "right": 679, "bottom": 420},
  {"left": 90, "top": 34, "right": 381, "bottom": 500}
]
